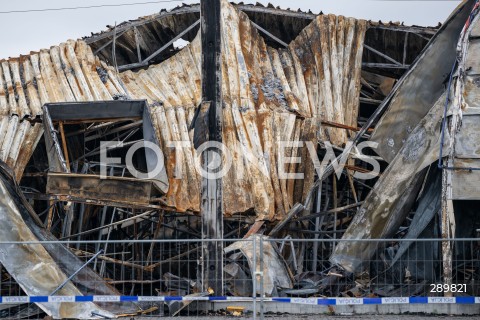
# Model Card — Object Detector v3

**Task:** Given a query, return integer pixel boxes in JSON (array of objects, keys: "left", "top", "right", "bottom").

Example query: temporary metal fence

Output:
[{"left": 0, "top": 238, "right": 479, "bottom": 319}]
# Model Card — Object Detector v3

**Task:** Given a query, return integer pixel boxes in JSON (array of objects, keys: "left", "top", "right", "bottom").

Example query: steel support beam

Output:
[
  {"left": 199, "top": 0, "right": 223, "bottom": 295},
  {"left": 118, "top": 19, "right": 200, "bottom": 71},
  {"left": 364, "top": 44, "right": 403, "bottom": 66},
  {"left": 251, "top": 21, "right": 288, "bottom": 47}
]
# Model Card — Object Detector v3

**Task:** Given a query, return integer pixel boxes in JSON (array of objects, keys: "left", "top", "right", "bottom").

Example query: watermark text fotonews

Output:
[{"left": 100, "top": 140, "right": 381, "bottom": 180}]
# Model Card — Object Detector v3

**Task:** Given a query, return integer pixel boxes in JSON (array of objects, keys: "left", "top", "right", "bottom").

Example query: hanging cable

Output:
[{"left": 0, "top": 1, "right": 187, "bottom": 14}]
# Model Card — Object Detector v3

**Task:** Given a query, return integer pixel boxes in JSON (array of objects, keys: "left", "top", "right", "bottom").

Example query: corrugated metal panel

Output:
[
  {"left": 0, "top": 116, "right": 44, "bottom": 180},
  {"left": 1, "top": 0, "right": 365, "bottom": 220},
  {"left": 120, "top": 0, "right": 366, "bottom": 219},
  {"left": 0, "top": 40, "right": 128, "bottom": 180}
]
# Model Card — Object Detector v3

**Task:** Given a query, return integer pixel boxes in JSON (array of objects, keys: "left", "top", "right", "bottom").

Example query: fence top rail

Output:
[
  {"left": 0, "top": 238, "right": 477, "bottom": 245},
  {"left": 264, "top": 238, "right": 480, "bottom": 242}
]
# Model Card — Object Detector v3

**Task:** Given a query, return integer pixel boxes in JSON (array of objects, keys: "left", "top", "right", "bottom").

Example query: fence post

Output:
[
  {"left": 252, "top": 237, "right": 257, "bottom": 320},
  {"left": 259, "top": 237, "right": 265, "bottom": 320}
]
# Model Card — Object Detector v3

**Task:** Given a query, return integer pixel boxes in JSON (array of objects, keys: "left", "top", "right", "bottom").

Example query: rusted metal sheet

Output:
[
  {"left": 0, "top": 40, "right": 130, "bottom": 178},
  {"left": 287, "top": 14, "right": 367, "bottom": 144},
  {"left": 391, "top": 168, "right": 442, "bottom": 265},
  {"left": 0, "top": 116, "right": 43, "bottom": 181},
  {"left": 370, "top": 0, "right": 475, "bottom": 162},
  {"left": 120, "top": 0, "right": 365, "bottom": 219},
  {"left": 46, "top": 173, "right": 155, "bottom": 208}
]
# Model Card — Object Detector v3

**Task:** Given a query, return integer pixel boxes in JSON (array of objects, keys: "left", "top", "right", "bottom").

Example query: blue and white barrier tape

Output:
[
  {"left": 0, "top": 296, "right": 479, "bottom": 305},
  {"left": 272, "top": 296, "right": 480, "bottom": 305}
]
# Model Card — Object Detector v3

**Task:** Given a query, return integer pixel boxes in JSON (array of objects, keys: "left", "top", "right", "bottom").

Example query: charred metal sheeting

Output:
[
  {"left": 370, "top": 0, "right": 475, "bottom": 162},
  {"left": 0, "top": 163, "right": 140, "bottom": 316},
  {"left": 44, "top": 100, "right": 143, "bottom": 121},
  {"left": 365, "top": 168, "right": 442, "bottom": 295},
  {"left": 391, "top": 167, "right": 442, "bottom": 266},
  {"left": 224, "top": 262, "right": 253, "bottom": 296},
  {"left": 0, "top": 162, "right": 118, "bottom": 319},
  {"left": 0, "top": 40, "right": 129, "bottom": 179},
  {"left": 0, "top": 41, "right": 128, "bottom": 117},
  {"left": 225, "top": 235, "right": 293, "bottom": 296},
  {"left": 331, "top": 93, "right": 451, "bottom": 272},
  {"left": 451, "top": 159, "right": 480, "bottom": 199},
  {"left": 449, "top": 15, "right": 480, "bottom": 199},
  {"left": 43, "top": 100, "right": 169, "bottom": 193},
  {"left": 45, "top": 173, "right": 156, "bottom": 208},
  {"left": 0, "top": 116, "right": 43, "bottom": 180},
  {"left": 121, "top": 0, "right": 365, "bottom": 219}
]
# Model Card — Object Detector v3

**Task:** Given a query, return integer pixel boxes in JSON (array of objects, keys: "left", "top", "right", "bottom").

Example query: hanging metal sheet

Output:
[
  {"left": 370, "top": 0, "right": 475, "bottom": 163},
  {"left": 0, "top": 162, "right": 121, "bottom": 319},
  {"left": 331, "top": 93, "right": 450, "bottom": 272}
]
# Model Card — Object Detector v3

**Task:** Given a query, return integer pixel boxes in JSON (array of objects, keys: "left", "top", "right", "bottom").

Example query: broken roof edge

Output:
[
  {"left": 0, "top": 3, "right": 439, "bottom": 63},
  {"left": 83, "top": 1, "right": 438, "bottom": 45}
]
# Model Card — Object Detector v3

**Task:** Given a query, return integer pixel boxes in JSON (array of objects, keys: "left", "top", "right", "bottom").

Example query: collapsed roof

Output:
[
  {"left": 0, "top": 1, "right": 436, "bottom": 219},
  {"left": 0, "top": 0, "right": 478, "bottom": 318}
]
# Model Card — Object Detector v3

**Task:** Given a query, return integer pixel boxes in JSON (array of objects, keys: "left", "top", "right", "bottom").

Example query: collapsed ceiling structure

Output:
[{"left": 0, "top": 0, "right": 479, "bottom": 318}]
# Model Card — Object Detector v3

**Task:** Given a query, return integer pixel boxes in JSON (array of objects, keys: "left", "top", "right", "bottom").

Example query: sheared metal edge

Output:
[
  {"left": 0, "top": 161, "right": 116, "bottom": 319},
  {"left": 84, "top": 0, "right": 436, "bottom": 71},
  {"left": 84, "top": 2, "right": 437, "bottom": 44},
  {"left": 224, "top": 234, "right": 293, "bottom": 295},
  {"left": 370, "top": 0, "right": 475, "bottom": 163},
  {"left": 84, "top": 3, "right": 315, "bottom": 44},
  {"left": 330, "top": 92, "right": 452, "bottom": 273}
]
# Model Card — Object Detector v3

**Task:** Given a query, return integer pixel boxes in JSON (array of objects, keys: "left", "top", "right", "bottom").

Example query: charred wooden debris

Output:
[{"left": 0, "top": 0, "right": 479, "bottom": 318}]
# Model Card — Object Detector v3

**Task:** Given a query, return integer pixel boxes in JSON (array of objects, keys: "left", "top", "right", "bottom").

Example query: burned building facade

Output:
[{"left": 0, "top": 0, "right": 478, "bottom": 318}]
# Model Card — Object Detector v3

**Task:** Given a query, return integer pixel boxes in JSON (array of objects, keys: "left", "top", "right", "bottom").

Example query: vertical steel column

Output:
[{"left": 200, "top": 0, "right": 224, "bottom": 295}]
